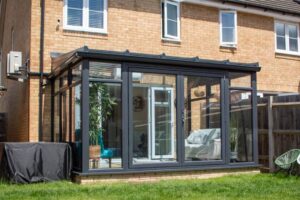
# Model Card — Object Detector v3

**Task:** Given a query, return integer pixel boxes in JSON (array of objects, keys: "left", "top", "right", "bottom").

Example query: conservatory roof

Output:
[{"left": 50, "top": 46, "right": 260, "bottom": 78}]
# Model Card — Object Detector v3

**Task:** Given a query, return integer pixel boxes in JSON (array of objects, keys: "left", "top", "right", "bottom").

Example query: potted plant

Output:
[
  {"left": 230, "top": 128, "right": 238, "bottom": 160},
  {"left": 89, "top": 82, "right": 116, "bottom": 159}
]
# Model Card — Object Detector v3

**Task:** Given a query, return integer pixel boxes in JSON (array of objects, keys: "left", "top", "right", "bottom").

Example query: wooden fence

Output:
[{"left": 258, "top": 95, "right": 300, "bottom": 172}]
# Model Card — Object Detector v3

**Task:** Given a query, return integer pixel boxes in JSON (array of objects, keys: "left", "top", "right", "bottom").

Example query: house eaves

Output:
[
  {"left": 182, "top": 0, "right": 300, "bottom": 22},
  {"left": 224, "top": 0, "right": 300, "bottom": 16}
]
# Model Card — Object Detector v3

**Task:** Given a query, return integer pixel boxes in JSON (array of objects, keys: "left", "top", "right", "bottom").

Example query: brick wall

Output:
[
  {"left": 28, "top": 0, "right": 300, "bottom": 141},
  {"left": 34, "top": 0, "right": 300, "bottom": 92},
  {"left": 0, "top": 0, "right": 31, "bottom": 142}
]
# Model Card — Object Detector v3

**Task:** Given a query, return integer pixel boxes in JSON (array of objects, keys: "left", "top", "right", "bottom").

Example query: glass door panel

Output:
[
  {"left": 229, "top": 90, "right": 253, "bottom": 163},
  {"left": 184, "top": 76, "right": 222, "bottom": 162},
  {"left": 88, "top": 82, "right": 122, "bottom": 170},
  {"left": 131, "top": 72, "right": 177, "bottom": 165}
]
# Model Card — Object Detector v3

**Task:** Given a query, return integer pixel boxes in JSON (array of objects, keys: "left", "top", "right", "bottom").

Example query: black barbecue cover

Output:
[{"left": 0, "top": 142, "right": 72, "bottom": 183}]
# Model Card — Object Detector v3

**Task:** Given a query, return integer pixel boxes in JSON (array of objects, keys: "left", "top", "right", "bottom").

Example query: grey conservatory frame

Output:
[{"left": 49, "top": 46, "right": 260, "bottom": 175}]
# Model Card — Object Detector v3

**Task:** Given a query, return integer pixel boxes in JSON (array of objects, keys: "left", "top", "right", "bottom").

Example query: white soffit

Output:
[{"left": 182, "top": 0, "right": 300, "bottom": 22}]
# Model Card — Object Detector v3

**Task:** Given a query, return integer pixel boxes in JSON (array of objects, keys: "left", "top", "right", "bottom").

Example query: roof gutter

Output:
[{"left": 182, "top": 0, "right": 300, "bottom": 22}]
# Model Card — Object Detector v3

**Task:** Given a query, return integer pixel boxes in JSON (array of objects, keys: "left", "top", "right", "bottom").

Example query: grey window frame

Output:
[{"left": 50, "top": 53, "right": 259, "bottom": 175}]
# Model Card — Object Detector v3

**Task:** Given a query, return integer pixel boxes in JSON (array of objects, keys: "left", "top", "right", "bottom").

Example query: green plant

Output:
[
  {"left": 89, "top": 82, "right": 116, "bottom": 146},
  {"left": 230, "top": 117, "right": 238, "bottom": 152}
]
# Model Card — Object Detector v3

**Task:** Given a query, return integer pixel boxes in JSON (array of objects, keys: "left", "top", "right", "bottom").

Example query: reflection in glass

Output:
[
  {"left": 89, "top": 0, "right": 104, "bottom": 29},
  {"left": 68, "top": 0, "right": 83, "bottom": 26},
  {"left": 166, "top": 2, "right": 178, "bottom": 37},
  {"left": 132, "top": 73, "right": 177, "bottom": 164},
  {"left": 62, "top": 91, "right": 70, "bottom": 142},
  {"left": 61, "top": 71, "right": 69, "bottom": 87},
  {"left": 290, "top": 38, "right": 298, "bottom": 52},
  {"left": 89, "top": 82, "right": 122, "bottom": 169},
  {"left": 222, "top": 12, "right": 235, "bottom": 27},
  {"left": 89, "top": 62, "right": 121, "bottom": 80},
  {"left": 72, "top": 64, "right": 82, "bottom": 84},
  {"left": 275, "top": 23, "right": 286, "bottom": 50},
  {"left": 275, "top": 23, "right": 285, "bottom": 36},
  {"left": 222, "top": 28, "right": 234, "bottom": 43},
  {"left": 229, "top": 72, "right": 251, "bottom": 88},
  {"left": 230, "top": 90, "right": 253, "bottom": 162},
  {"left": 184, "top": 76, "right": 222, "bottom": 161},
  {"left": 54, "top": 95, "right": 60, "bottom": 142},
  {"left": 289, "top": 25, "right": 298, "bottom": 52},
  {"left": 42, "top": 84, "right": 52, "bottom": 142},
  {"left": 72, "top": 85, "right": 82, "bottom": 169},
  {"left": 277, "top": 36, "right": 286, "bottom": 50}
]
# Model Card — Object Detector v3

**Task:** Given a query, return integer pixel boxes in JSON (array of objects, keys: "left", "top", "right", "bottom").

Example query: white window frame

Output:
[
  {"left": 150, "top": 87, "right": 175, "bottom": 159},
  {"left": 163, "top": 0, "right": 180, "bottom": 41},
  {"left": 63, "top": 0, "right": 108, "bottom": 34},
  {"left": 274, "top": 20, "right": 300, "bottom": 56},
  {"left": 219, "top": 10, "right": 237, "bottom": 47}
]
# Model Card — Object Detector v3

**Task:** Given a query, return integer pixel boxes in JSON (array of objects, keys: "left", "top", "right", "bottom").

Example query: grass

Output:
[{"left": 0, "top": 173, "right": 299, "bottom": 200}]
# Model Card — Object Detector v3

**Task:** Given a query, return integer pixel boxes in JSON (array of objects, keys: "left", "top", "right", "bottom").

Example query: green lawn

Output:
[{"left": 0, "top": 173, "right": 299, "bottom": 200}]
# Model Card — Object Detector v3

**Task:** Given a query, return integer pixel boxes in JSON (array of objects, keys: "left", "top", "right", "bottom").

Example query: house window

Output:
[
  {"left": 162, "top": 0, "right": 180, "bottom": 40},
  {"left": 275, "top": 21, "right": 299, "bottom": 55},
  {"left": 220, "top": 11, "right": 237, "bottom": 46},
  {"left": 64, "top": 0, "right": 107, "bottom": 33}
]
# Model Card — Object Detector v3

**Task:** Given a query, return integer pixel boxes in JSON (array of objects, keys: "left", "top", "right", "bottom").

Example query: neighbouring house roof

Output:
[
  {"left": 223, "top": 0, "right": 300, "bottom": 16},
  {"left": 50, "top": 46, "right": 260, "bottom": 78}
]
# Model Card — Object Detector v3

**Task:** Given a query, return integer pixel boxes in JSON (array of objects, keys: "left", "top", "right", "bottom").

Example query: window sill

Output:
[
  {"left": 219, "top": 45, "right": 237, "bottom": 53},
  {"left": 63, "top": 26, "right": 108, "bottom": 35},
  {"left": 161, "top": 37, "right": 181, "bottom": 44},
  {"left": 220, "top": 44, "right": 237, "bottom": 49},
  {"left": 275, "top": 52, "right": 300, "bottom": 61},
  {"left": 275, "top": 50, "right": 300, "bottom": 57}
]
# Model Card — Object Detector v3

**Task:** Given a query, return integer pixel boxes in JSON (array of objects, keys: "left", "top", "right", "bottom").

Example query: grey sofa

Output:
[{"left": 185, "top": 128, "right": 221, "bottom": 160}]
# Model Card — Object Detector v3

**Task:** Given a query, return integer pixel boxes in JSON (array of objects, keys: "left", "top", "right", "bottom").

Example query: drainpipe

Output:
[{"left": 39, "top": 0, "right": 45, "bottom": 141}]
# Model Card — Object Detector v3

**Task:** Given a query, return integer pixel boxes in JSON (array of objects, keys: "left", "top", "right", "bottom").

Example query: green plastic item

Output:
[{"left": 274, "top": 149, "right": 300, "bottom": 170}]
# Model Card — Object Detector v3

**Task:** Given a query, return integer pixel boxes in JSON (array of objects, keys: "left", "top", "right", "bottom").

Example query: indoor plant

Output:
[
  {"left": 89, "top": 82, "right": 116, "bottom": 159},
  {"left": 230, "top": 117, "right": 238, "bottom": 162}
]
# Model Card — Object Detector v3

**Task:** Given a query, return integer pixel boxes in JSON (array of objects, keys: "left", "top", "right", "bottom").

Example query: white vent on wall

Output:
[{"left": 7, "top": 51, "right": 22, "bottom": 75}]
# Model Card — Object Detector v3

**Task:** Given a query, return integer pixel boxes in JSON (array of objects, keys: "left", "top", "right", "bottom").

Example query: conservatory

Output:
[{"left": 49, "top": 47, "right": 260, "bottom": 175}]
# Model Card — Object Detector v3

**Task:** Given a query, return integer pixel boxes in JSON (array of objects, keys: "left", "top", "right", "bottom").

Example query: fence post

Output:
[{"left": 268, "top": 96, "right": 275, "bottom": 172}]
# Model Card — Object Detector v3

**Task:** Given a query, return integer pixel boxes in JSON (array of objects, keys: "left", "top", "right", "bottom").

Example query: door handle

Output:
[{"left": 181, "top": 110, "right": 185, "bottom": 124}]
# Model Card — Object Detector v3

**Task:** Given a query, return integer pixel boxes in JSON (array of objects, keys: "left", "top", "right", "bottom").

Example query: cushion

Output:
[{"left": 205, "top": 128, "right": 221, "bottom": 145}]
